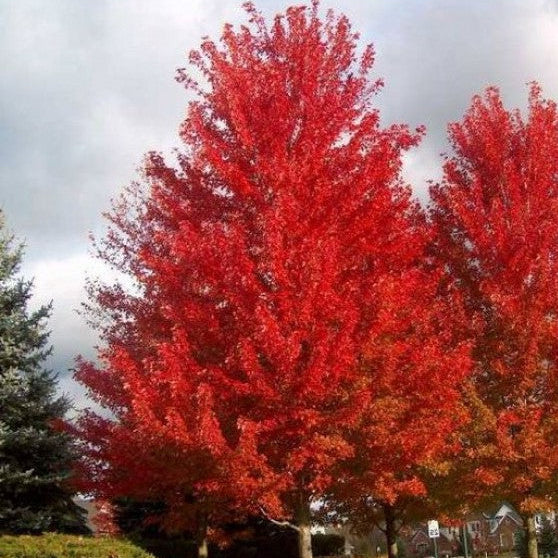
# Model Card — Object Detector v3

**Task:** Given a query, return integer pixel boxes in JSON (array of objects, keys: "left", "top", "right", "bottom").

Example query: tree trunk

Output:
[
  {"left": 196, "top": 515, "right": 209, "bottom": 558},
  {"left": 384, "top": 504, "right": 398, "bottom": 558},
  {"left": 296, "top": 498, "right": 313, "bottom": 558},
  {"left": 298, "top": 523, "right": 313, "bottom": 558},
  {"left": 526, "top": 515, "right": 538, "bottom": 558},
  {"left": 197, "top": 537, "right": 208, "bottom": 558}
]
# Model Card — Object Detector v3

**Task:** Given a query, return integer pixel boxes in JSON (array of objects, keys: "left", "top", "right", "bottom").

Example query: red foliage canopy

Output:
[
  {"left": 71, "top": 2, "right": 455, "bottom": 552},
  {"left": 335, "top": 261, "right": 470, "bottom": 505},
  {"left": 325, "top": 207, "right": 471, "bottom": 558},
  {"left": 430, "top": 85, "right": 558, "bottom": 514}
]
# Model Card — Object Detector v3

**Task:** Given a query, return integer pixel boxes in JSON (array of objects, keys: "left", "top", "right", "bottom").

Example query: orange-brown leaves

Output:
[{"left": 431, "top": 84, "right": 558, "bottom": 512}]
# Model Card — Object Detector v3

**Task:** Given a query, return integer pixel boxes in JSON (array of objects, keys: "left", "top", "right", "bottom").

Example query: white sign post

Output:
[
  {"left": 428, "top": 520, "right": 439, "bottom": 558},
  {"left": 427, "top": 520, "right": 440, "bottom": 538}
]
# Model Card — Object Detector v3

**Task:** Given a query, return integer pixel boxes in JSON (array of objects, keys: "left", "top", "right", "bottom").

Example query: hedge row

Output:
[
  {"left": 0, "top": 533, "right": 155, "bottom": 558},
  {"left": 131, "top": 532, "right": 344, "bottom": 558},
  {"left": 0, "top": 532, "right": 345, "bottom": 558}
]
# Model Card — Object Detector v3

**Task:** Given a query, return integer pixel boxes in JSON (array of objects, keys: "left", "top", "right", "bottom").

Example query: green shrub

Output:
[
  {"left": 312, "top": 533, "right": 345, "bottom": 556},
  {"left": 131, "top": 537, "right": 198, "bottom": 558},
  {"left": 0, "top": 533, "right": 155, "bottom": 558}
]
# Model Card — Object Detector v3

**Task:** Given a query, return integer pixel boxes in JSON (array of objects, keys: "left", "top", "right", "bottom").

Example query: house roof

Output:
[{"left": 485, "top": 503, "right": 523, "bottom": 534}]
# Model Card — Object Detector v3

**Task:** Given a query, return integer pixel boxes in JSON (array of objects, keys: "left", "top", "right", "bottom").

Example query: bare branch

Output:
[{"left": 259, "top": 506, "right": 301, "bottom": 533}]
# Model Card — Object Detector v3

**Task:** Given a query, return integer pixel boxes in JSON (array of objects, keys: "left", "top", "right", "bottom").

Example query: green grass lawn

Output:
[{"left": 0, "top": 533, "right": 155, "bottom": 558}]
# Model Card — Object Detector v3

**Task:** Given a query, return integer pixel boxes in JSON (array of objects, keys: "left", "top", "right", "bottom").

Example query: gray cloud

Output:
[
  {"left": 0, "top": 0, "right": 242, "bottom": 260},
  {"left": 369, "top": 0, "right": 558, "bottom": 194},
  {"left": 2, "top": 0, "right": 558, "bottom": 409}
]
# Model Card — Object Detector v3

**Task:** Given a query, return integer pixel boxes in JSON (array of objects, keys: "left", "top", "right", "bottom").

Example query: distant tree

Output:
[
  {"left": 538, "top": 516, "right": 557, "bottom": 558},
  {"left": 334, "top": 260, "right": 470, "bottom": 558},
  {"left": 0, "top": 213, "right": 88, "bottom": 534},
  {"left": 430, "top": 85, "right": 558, "bottom": 558},
  {"left": 325, "top": 222, "right": 471, "bottom": 558},
  {"left": 516, "top": 528, "right": 529, "bottom": 558}
]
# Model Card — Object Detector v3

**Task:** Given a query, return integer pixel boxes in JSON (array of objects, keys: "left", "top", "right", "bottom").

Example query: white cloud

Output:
[{"left": 25, "top": 253, "right": 103, "bottom": 361}]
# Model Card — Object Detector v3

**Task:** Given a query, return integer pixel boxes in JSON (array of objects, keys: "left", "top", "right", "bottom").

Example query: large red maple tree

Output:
[
  {"left": 430, "top": 85, "right": 558, "bottom": 558},
  {"left": 74, "top": 3, "right": 431, "bottom": 557}
]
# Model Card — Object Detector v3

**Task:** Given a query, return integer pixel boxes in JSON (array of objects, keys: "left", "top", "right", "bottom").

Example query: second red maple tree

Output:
[{"left": 431, "top": 84, "right": 558, "bottom": 558}]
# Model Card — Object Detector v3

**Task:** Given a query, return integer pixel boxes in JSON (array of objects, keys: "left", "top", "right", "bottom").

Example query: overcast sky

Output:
[{"left": 2, "top": 0, "right": 558, "bottom": 411}]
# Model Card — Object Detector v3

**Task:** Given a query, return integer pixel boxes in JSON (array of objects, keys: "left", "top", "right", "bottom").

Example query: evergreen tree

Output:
[
  {"left": 0, "top": 214, "right": 88, "bottom": 534},
  {"left": 538, "top": 516, "right": 557, "bottom": 558}
]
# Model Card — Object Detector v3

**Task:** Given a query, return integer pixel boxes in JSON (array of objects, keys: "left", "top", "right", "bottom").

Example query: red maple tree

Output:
[
  {"left": 74, "top": 3, "right": 428, "bottom": 557},
  {"left": 326, "top": 226, "right": 471, "bottom": 558},
  {"left": 430, "top": 84, "right": 558, "bottom": 558}
]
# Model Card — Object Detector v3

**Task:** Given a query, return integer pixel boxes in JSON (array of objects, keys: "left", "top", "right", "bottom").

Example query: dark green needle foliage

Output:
[{"left": 0, "top": 213, "right": 88, "bottom": 534}]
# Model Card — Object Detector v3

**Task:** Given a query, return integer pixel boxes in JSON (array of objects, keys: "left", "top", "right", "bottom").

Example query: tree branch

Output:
[{"left": 259, "top": 506, "right": 301, "bottom": 533}]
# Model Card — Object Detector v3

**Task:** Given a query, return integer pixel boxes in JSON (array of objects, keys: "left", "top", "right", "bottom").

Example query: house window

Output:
[
  {"left": 513, "top": 532, "right": 523, "bottom": 547},
  {"left": 500, "top": 534, "right": 507, "bottom": 547}
]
